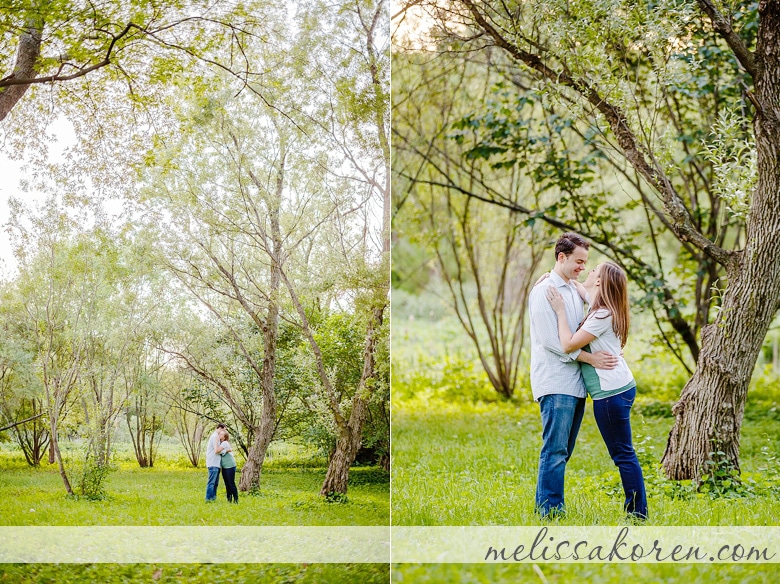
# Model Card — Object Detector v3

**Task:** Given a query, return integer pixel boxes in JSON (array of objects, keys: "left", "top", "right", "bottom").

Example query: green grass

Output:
[
  {"left": 391, "top": 312, "right": 780, "bottom": 527},
  {"left": 0, "top": 440, "right": 389, "bottom": 526},
  {"left": 391, "top": 563, "right": 780, "bottom": 583},
  {"left": 0, "top": 563, "right": 389, "bottom": 583},
  {"left": 391, "top": 397, "right": 780, "bottom": 526}
]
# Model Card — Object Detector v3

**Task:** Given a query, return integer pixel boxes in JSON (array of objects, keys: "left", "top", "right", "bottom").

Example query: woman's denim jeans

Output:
[
  {"left": 592, "top": 386, "right": 648, "bottom": 519},
  {"left": 536, "top": 393, "right": 586, "bottom": 517}
]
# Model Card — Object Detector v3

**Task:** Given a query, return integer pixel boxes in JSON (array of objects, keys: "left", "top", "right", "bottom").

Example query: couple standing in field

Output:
[
  {"left": 205, "top": 423, "right": 239, "bottom": 504},
  {"left": 529, "top": 232, "right": 648, "bottom": 520}
]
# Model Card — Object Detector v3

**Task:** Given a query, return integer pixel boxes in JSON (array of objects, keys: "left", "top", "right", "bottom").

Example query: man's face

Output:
[{"left": 557, "top": 246, "right": 588, "bottom": 281}]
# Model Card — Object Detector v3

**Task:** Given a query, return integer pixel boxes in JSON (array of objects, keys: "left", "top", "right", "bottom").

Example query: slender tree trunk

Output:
[
  {"left": 173, "top": 408, "right": 204, "bottom": 467},
  {"left": 127, "top": 408, "right": 150, "bottom": 467},
  {"left": 319, "top": 5, "right": 390, "bottom": 493},
  {"left": 238, "top": 135, "right": 284, "bottom": 491},
  {"left": 148, "top": 414, "right": 157, "bottom": 468},
  {"left": 93, "top": 413, "right": 111, "bottom": 467},
  {"left": 49, "top": 419, "right": 73, "bottom": 495},
  {"left": 663, "top": 1, "right": 780, "bottom": 479},
  {"left": 5, "top": 408, "right": 48, "bottom": 466},
  {"left": 320, "top": 304, "right": 385, "bottom": 495}
]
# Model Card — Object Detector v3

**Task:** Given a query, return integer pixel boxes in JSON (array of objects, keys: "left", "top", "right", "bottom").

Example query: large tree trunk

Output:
[
  {"left": 662, "top": 0, "right": 780, "bottom": 480},
  {"left": 320, "top": 402, "right": 369, "bottom": 496},
  {"left": 320, "top": 304, "right": 385, "bottom": 495},
  {"left": 321, "top": 421, "right": 366, "bottom": 496},
  {"left": 238, "top": 416, "right": 274, "bottom": 491},
  {"left": 0, "top": 17, "right": 43, "bottom": 122}
]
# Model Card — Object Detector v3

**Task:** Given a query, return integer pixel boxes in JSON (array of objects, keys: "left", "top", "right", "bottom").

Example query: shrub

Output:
[{"left": 74, "top": 455, "right": 113, "bottom": 501}]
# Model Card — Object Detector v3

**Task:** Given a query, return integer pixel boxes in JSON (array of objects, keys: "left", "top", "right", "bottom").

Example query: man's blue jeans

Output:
[
  {"left": 206, "top": 467, "right": 221, "bottom": 501},
  {"left": 536, "top": 393, "right": 586, "bottom": 516},
  {"left": 592, "top": 386, "right": 648, "bottom": 519}
]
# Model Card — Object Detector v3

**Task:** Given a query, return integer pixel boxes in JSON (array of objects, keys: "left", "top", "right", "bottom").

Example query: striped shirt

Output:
[{"left": 528, "top": 270, "right": 586, "bottom": 401}]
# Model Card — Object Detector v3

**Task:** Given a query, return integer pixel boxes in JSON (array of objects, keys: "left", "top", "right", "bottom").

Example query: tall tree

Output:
[
  {"left": 398, "top": 0, "right": 779, "bottom": 480},
  {"left": 294, "top": 0, "right": 390, "bottom": 496},
  {"left": 6, "top": 196, "right": 93, "bottom": 494},
  {"left": 393, "top": 49, "right": 554, "bottom": 398},
  {"left": 0, "top": 1, "right": 263, "bottom": 122},
  {"left": 141, "top": 79, "right": 314, "bottom": 490}
]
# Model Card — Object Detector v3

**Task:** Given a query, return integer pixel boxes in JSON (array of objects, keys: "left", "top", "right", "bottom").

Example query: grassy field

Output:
[
  {"left": 0, "top": 440, "right": 388, "bottom": 581},
  {"left": 392, "top": 398, "right": 780, "bottom": 526},
  {"left": 0, "top": 439, "right": 389, "bottom": 526},
  {"left": 391, "top": 308, "right": 780, "bottom": 526},
  {"left": 390, "top": 300, "right": 780, "bottom": 582},
  {"left": 391, "top": 563, "right": 780, "bottom": 583},
  {"left": 0, "top": 563, "right": 389, "bottom": 583}
]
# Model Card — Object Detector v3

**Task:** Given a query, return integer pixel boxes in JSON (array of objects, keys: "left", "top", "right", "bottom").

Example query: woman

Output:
[
  {"left": 218, "top": 429, "right": 239, "bottom": 504},
  {"left": 546, "top": 261, "right": 648, "bottom": 519}
]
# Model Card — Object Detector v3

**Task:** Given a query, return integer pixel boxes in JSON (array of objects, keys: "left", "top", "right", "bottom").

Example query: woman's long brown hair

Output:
[{"left": 587, "top": 262, "right": 630, "bottom": 347}]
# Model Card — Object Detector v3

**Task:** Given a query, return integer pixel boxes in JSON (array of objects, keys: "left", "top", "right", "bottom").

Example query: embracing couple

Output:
[
  {"left": 205, "top": 423, "right": 239, "bottom": 504},
  {"left": 530, "top": 232, "right": 647, "bottom": 520}
]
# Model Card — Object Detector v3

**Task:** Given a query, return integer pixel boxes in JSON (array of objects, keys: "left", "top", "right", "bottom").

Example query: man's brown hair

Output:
[{"left": 554, "top": 232, "right": 590, "bottom": 260}]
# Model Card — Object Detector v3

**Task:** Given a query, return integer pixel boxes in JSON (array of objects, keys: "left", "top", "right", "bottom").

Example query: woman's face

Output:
[{"left": 583, "top": 264, "right": 602, "bottom": 290}]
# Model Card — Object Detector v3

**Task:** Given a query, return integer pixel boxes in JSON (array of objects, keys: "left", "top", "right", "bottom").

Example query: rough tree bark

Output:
[
  {"left": 320, "top": 304, "right": 385, "bottom": 495},
  {"left": 661, "top": 0, "right": 780, "bottom": 479},
  {"left": 0, "top": 16, "right": 43, "bottom": 121}
]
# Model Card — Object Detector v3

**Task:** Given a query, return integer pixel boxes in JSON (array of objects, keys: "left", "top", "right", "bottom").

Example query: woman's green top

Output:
[{"left": 219, "top": 441, "right": 237, "bottom": 469}]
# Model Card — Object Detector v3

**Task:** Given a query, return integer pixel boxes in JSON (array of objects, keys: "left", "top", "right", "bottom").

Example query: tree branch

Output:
[
  {"left": 0, "top": 413, "right": 44, "bottom": 433},
  {"left": 459, "top": 0, "right": 737, "bottom": 270},
  {"left": 696, "top": 0, "right": 757, "bottom": 79}
]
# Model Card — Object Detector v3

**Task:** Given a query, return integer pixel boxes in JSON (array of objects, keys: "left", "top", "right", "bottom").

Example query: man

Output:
[
  {"left": 205, "top": 422, "right": 226, "bottom": 501},
  {"left": 528, "top": 233, "right": 617, "bottom": 517}
]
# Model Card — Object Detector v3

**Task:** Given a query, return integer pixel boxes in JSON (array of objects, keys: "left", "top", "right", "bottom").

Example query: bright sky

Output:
[
  {"left": 0, "top": 152, "right": 39, "bottom": 278},
  {"left": 0, "top": 117, "right": 77, "bottom": 277},
  {"left": 392, "top": 1, "right": 437, "bottom": 51}
]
